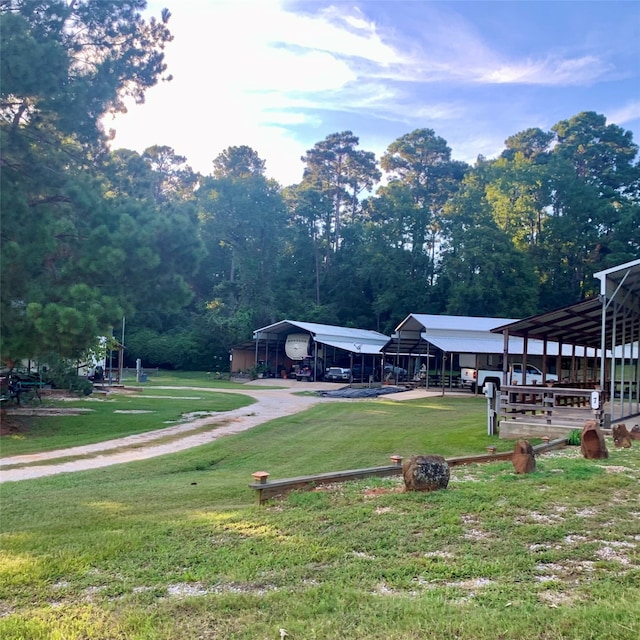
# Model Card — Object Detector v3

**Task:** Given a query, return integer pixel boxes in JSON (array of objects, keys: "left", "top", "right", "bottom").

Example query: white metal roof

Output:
[
  {"left": 423, "top": 329, "right": 597, "bottom": 357},
  {"left": 253, "top": 320, "right": 389, "bottom": 355},
  {"left": 396, "top": 313, "right": 520, "bottom": 333},
  {"left": 383, "top": 314, "right": 602, "bottom": 357}
]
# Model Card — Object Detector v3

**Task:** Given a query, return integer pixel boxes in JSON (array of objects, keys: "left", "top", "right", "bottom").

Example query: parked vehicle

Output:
[
  {"left": 384, "top": 364, "right": 407, "bottom": 381},
  {"left": 294, "top": 357, "right": 324, "bottom": 382},
  {"left": 285, "top": 333, "right": 312, "bottom": 361},
  {"left": 351, "top": 364, "right": 378, "bottom": 382},
  {"left": 325, "top": 367, "right": 351, "bottom": 382},
  {"left": 461, "top": 363, "right": 557, "bottom": 392}
]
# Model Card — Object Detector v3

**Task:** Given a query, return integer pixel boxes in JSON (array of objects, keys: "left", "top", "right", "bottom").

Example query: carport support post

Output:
[
  {"left": 485, "top": 382, "right": 497, "bottom": 436},
  {"left": 502, "top": 330, "right": 509, "bottom": 388},
  {"left": 254, "top": 332, "right": 260, "bottom": 370},
  {"left": 449, "top": 352, "right": 454, "bottom": 390},
  {"left": 556, "top": 340, "right": 563, "bottom": 383}
]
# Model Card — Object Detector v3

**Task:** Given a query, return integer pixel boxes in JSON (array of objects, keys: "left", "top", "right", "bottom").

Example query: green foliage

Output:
[
  {"left": 196, "top": 146, "right": 288, "bottom": 332},
  {"left": 567, "top": 429, "right": 582, "bottom": 446},
  {"left": 0, "top": 0, "right": 173, "bottom": 143},
  {"left": 1, "top": 0, "right": 638, "bottom": 366},
  {"left": 39, "top": 355, "right": 93, "bottom": 395},
  {"left": 0, "top": 1, "right": 178, "bottom": 364},
  {"left": 125, "top": 322, "right": 223, "bottom": 371}
]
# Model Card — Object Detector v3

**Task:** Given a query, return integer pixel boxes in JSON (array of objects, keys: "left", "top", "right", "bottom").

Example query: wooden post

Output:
[
  {"left": 390, "top": 454, "right": 403, "bottom": 467},
  {"left": 251, "top": 471, "right": 270, "bottom": 505},
  {"left": 252, "top": 471, "right": 269, "bottom": 484}
]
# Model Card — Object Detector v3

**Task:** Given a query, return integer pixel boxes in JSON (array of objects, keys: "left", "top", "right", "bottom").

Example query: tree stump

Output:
[
  {"left": 580, "top": 420, "right": 609, "bottom": 459},
  {"left": 512, "top": 439, "right": 536, "bottom": 474},
  {"left": 402, "top": 455, "right": 450, "bottom": 492},
  {"left": 612, "top": 424, "right": 632, "bottom": 448}
]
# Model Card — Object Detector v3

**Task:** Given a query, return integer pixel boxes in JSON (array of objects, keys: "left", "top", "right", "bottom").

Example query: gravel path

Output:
[{"left": 0, "top": 382, "right": 342, "bottom": 483}]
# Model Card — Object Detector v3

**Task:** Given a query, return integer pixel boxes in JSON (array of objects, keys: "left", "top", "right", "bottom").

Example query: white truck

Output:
[{"left": 461, "top": 363, "right": 557, "bottom": 392}]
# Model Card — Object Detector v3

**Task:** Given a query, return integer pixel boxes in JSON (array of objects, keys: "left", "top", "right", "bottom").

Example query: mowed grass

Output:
[
  {"left": 127, "top": 369, "right": 285, "bottom": 390},
  {"left": 1, "top": 392, "right": 639, "bottom": 639},
  {"left": 1, "top": 370, "right": 283, "bottom": 458},
  {"left": 0, "top": 390, "right": 255, "bottom": 457}
]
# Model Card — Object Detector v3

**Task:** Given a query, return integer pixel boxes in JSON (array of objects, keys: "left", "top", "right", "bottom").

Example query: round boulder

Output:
[{"left": 402, "top": 455, "right": 450, "bottom": 492}]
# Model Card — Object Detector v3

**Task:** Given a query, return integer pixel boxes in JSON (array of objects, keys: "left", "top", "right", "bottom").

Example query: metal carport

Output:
[
  {"left": 382, "top": 314, "right": 592, "bottom": 389},
  {"left": 251, "top": 320, "right": 389, "bottom": 381},
  {"left": 491, "top": 259, "right": 640, "bottom": 424}
]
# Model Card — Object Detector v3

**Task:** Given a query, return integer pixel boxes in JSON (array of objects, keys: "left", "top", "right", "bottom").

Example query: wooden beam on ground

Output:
[{"left": 249, "top": 439, "right": 568, "bottom": 504}]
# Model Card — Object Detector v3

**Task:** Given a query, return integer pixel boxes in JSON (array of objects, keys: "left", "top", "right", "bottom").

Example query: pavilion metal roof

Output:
[
  {"left": 253, "top": 320, "right": 389, "bottom": 355},
  {"left": 491, "top": 259, "right": 640, "bottom": 350},
  {"left": 422, "top": 329, "right": 593, "bottom": 357},
  {"left": 381, "top": 315, "right": 596, "bottom": 357},
  {"left": 382, "top": 314, "right": 519, "bottom": 355}
]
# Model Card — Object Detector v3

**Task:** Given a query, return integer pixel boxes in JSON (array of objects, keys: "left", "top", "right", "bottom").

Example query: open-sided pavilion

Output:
[
  {"left": 232, "top": 320, "right": 389, "bottom": 380},
  {"left": 492, "top": 258, "right": 640, "bottom": 430},
  {"left": 381, "top": 314, "right": 593, "bottom": 389}
]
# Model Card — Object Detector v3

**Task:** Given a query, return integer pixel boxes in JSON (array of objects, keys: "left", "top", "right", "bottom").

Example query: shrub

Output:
[
  {"left": 567, "top": 429, "right": 582, "bottom": 446},
  {"left": 41, "top": 355, "right": 93, "bottom": 395}
]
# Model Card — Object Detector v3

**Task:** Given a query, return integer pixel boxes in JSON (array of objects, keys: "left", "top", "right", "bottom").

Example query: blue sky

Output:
[{"left": 108, "top": 0, "right": 640, "bottom": 186}]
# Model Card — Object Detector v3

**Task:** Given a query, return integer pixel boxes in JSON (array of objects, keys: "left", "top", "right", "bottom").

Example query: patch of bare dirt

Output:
[
  {"left": 0, "top": 412, "right": 30, "bottom": 436},
  {"left": 1, "top": 405, "right": 93, "bottom": 436},
  {"left": 363, "top": 487, "right": 403, "bottom": 497}
]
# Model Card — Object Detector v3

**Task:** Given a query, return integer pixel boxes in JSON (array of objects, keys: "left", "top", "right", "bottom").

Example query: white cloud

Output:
[
  {"left": 279, "top": 4, "right": 406, "bottom": 65},
  {"left": 606, "top": 101, "right": 640, "bottom": 127},
  {"left": 107, "top": 0, "right": 635, "bottom": 186},
  {"left": 479, "top": 55, "right": 611, "bottom": 86}
]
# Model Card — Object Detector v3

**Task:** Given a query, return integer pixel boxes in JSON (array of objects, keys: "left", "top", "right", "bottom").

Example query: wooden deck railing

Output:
[{"left": 499, "top": 385, "right": 603, "bottom": 436}]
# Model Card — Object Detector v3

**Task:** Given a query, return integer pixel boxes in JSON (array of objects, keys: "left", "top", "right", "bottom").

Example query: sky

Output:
[{"left": 107, "top": 0, "right": 640, "bottom": 186}]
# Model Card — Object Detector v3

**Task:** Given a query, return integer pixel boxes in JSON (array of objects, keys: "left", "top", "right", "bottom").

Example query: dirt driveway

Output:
[
  {"left": 0, "top": 380, "right": 348, "bottom": 483},
  {"left": 0, "top": 379, "right": 446, "bottom": 483}
]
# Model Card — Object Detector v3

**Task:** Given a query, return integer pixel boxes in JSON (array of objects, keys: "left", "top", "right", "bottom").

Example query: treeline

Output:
[{"left": 1, "top": 2, "right": 639, "bottom": 370}]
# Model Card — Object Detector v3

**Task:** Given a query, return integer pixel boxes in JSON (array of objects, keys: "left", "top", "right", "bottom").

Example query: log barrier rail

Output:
[{"left": 249, "top": 438, "right": 567, "bottom": 504}]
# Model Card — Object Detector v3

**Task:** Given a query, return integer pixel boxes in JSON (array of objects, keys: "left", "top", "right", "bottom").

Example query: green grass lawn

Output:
[
  {"left": 124, "top": 368, "right": 285, "bottom": 390},
  {"left": 0, "top": 390, "right": 255, "bottom": 457},
  {"left": 1, "top": 369, "right": 266, "bottom": 458},
  {"left": 1, "top": 392, "right": 639, "bottom": 639}
]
